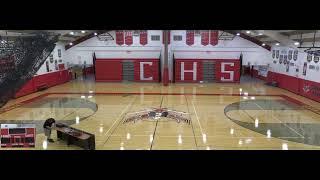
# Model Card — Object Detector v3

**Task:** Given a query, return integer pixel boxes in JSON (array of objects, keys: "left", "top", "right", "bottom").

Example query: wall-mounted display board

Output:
[{"left": 1, "top": 124, "right": 36, "bottom": 148}]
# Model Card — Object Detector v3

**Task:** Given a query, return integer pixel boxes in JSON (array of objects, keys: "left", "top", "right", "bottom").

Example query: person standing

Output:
[{"left": 43, "top": 118, "right": 56, "bottom": 143}]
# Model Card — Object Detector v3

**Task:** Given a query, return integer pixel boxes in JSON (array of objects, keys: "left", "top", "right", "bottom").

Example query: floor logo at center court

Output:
[{"left": 123, "top": 108, "right": 191, "bottom": 124}]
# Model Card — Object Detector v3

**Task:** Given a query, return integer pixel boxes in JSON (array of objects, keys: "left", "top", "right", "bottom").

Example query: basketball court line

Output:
[
  {"left": 251, "top": 101, "right": 305, "bottom": 138},
  {"left": 149, "top": 95, "right": 163, "bottom": 150},
  {"left": 102, "top": 96, "right": 137, "bottom": 146},
  {"left": 184, "top": 95, "right": 199, "bottom": 149},
  {"left": 2, "top": 92, "right": 319, "bottom": 116}
]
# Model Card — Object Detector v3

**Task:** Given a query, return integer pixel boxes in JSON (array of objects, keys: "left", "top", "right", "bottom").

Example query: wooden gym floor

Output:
[{"left": 1, "top": 75, "right": 320, "bottom": 150}]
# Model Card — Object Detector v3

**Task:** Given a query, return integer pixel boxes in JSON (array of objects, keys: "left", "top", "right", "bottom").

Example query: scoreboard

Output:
[{"left": 1, "top": 124, "right": 36, "bottom": 148}]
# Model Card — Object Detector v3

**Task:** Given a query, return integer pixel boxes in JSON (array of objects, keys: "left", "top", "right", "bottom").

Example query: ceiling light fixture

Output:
[
  {"left": 69, "top": 31, "right": 74, "bottom": 35},
  {"left": 236, "top": 33, "right": 240, "bottom": 36},
  {"left": 94, "top": 32, "right": 98, "bottom": 36},
  {"left": 69, "top": 42, "right": 73, "bottom": 46},
  {"left": 246, "top": 31, "right": 251, "bottom": 34},
  {"left": 81, "top": 30, "right": 86, "bottom": 33},
  {"left": 294, "top": 42, "right": 300, "bottom": 46},
  {"left": 276, "top": 43, "right": 280, "bottom": 46},
  {"left": 262, "top": 43, "right": 266, "bottom": 46}
]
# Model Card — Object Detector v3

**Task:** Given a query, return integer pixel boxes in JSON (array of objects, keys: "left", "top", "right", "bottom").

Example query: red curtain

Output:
[
  {"left": 186, "top": 30, "right": 194, "bottom": 46},
  {"left": 116, "top": 30, "right": 124, "bottom": 45},
  {"left": 201, "top": 30, "right": 209, "bottom": 46},
  {"left": 125, "top": 31, "right": 133, "bottom": 45},
  {"left": 140, "top": 30, "right": 148, "bottom": 45},
  {"left": 210, "top": 30, "right": 219, "bottom": 46}
]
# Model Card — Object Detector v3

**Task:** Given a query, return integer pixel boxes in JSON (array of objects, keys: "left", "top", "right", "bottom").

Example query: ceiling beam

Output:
[
  {"left": 65, "top": 30, "right": 109, "bottom": 50},
  {"left": 262, "top": 30, "right": 299, "bottom": 48}
]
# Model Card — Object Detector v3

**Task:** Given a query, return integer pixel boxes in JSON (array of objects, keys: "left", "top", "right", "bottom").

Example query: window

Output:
[
  {"left": 173, "top": 35, "right": 182, "bottom": 41},
  {"left": 151, "top": 35, "right": 160, "bottom": 41}
]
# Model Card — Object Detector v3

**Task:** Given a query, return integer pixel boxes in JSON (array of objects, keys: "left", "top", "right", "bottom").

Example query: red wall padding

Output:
[
  {"left": 58, "top": 64, "right": 65, "bottom": 70},
  {"left": 14, "top": 79, "right": 35, "bottom": 98},
  {"left": 14, "top": 70, "right": 71, "bottom": 98},
  {"left": 95, "top": 60, "right": 122, "bottom": 82},
  {"left": 175, "top": 60, "right": 203, "bottom": 82},
  {"left": 267, "top": 71, "right": 320, "bottom": 103},
  {"left": 215, "top": 60, "right": 240, "bottom": 83},
  {"left": 300, "top": 79, "right": 320, "bottom": 102},
  {"left": 134, "top": 60, "right": 159, "bottom": 82},
  {"left": 175, "top": 59, "right": 240, "bottom": 83}
]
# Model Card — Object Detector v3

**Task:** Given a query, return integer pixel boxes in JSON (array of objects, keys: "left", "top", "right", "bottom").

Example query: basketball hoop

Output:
[{"left": 96, "top": 32, "right": 114, "bottom": 42}]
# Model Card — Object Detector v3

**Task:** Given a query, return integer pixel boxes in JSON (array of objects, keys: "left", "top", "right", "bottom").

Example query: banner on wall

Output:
[
  {"left": 201, "top": 30, "right": 209, "bottom": 46},
  {"left": 272, "top": 50, "right": 275, "bottom": 59},
  {"left": 140, "top": 30, "right": 148, "bottom": 45},
  {"left": 124, "top": 31, "right": 133, "bottom": 45},
  {"left": 210, "top": 30, "right": 219, "bottom": 46},
  {"left": 286, "top": 63, "right": 289, "bottom": 72},
  {"left": 293, "top": 50, "right": 298, "bottom": 61},
  {"left": 186, "top": 30, "right": 194, "bottom": 46},
  {"left": 288, "top": 50, "right": 293, "bottom": 60},
  {"left": 303, "top": 62, "right": 307, "bottom": 76},
  {"left": 116, "top": 30, "right": 124, "bottom": 45}
]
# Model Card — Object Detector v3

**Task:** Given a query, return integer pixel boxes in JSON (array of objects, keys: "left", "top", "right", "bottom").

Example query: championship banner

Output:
[
  {"left": 210, "top": 30, "right": 219, "bottom": 46},
  {"left": 116, "top": 30, "right": 124, "bottom": 45},
  {"left": 201, "top": 30, "right": 209, "bottom": 46},
  {"left": 140, "top": 30, "right": 148, "bottom": 45},
  {"left": 124, "top": 31, "right": 133, "bottom": 45},
  {"left": 186, "top": 30, "right": 194, "bottom": 46}
]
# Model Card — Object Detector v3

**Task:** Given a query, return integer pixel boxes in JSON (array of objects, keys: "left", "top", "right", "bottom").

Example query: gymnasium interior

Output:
[{"left": 1, "top": 30, "right": 320, "bottom": 150}]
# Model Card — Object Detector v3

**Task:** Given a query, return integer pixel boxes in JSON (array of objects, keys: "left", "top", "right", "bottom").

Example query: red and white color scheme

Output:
[
  {"left": 1, "top": 124, "right": 36, "bottom": 148},
  {"left": 186, "top": 30, "right": 194, "bottom": 46},
  {"left": 134, "top": 60, "right": 159, "bottom": 82},
  {"left": 215, "top": 60, "right": 240, "bottom": 82},
  {"left": 95, "top": 59, "right": 123, "bottom": 82},
  {"left": 95, "top": 59, "right": 159, "bottom": 82},
  {"left": 201, "top": 30, "right": 209, "bottom": 46},
  {"left": 175, "top": 60, "right": 202, "bottom": 82},
  {"left": 15, "top": 69, "right": 71, "bottom": 98},
  {"left": 140, "top": 31, "right": 148, "bottom": 45},
  {"left": 116, "top": 30, "right": 124, "bottom": 45},
  {"left": 124, "top": 31, "right": 133, "bottom": 45},
  {"left": 210, "top": 30, "right": 219, "bottom": 46},
  {"left": 174, "top": 59, "right": 240, "bottom": 83},
  {"left": 251, "top": 45, "right": 320, "bottom": 103}
]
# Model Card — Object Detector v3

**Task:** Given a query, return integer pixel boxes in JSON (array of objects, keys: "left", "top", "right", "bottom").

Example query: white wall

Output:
[
  {"left": 65, "top": 30, "right": 163, "bottom": 65},
  {"left": 270, "top": 46, "right": 320, "bottom": 83},
  {"left": 65, "top": 30, "right": 271, "bottom": 80},
  {"left": 36, "top": 42, "right": 66, "bottom": 75}
]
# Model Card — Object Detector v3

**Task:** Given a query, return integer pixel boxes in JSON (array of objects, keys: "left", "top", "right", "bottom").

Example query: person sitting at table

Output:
[{"left": 43, "top": 118, "right": 56, "bottom": 143}]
